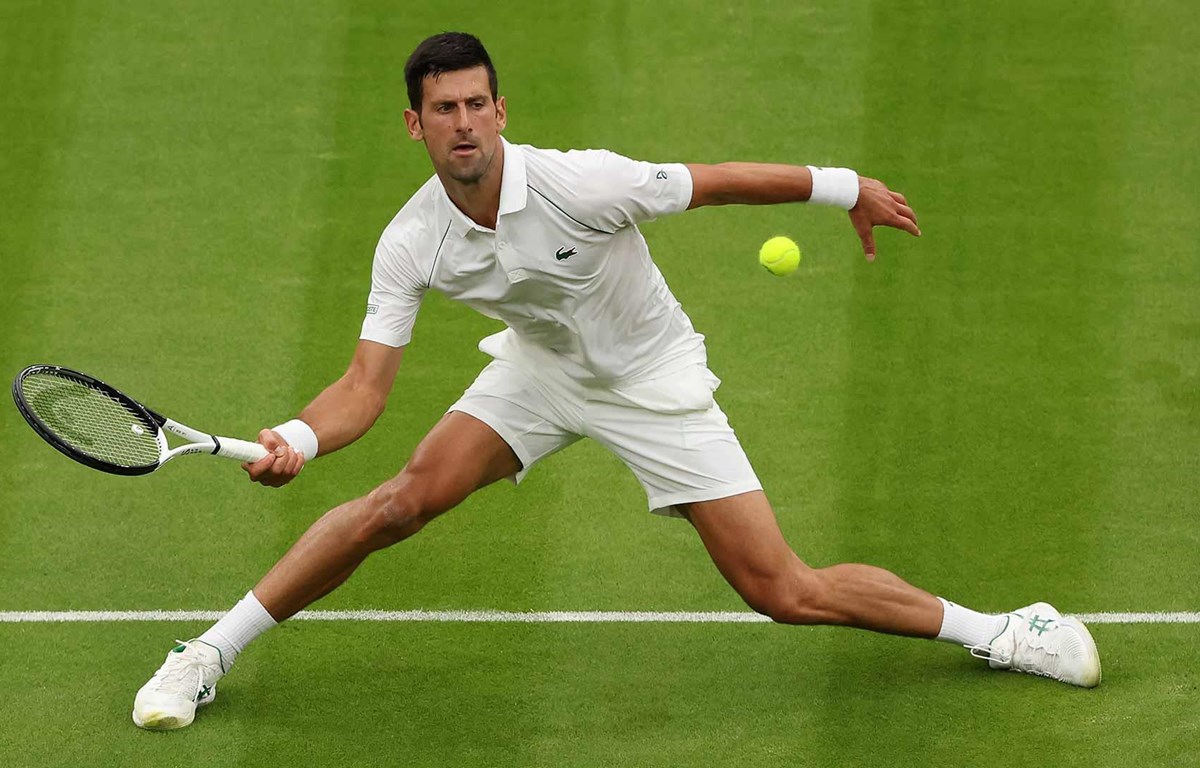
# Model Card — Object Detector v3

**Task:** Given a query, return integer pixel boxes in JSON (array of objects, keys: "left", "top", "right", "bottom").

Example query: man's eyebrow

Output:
[{"left": 431, "top": 93, "right": 490, "bottom": 107}]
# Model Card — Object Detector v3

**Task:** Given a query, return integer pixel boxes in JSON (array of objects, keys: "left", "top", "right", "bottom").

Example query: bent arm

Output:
[
  {"left": 296, "top": 339, "right": 405, "bottom": 456},
  {"left": 244, "top": 340, "right": 404, "bottom": 487}
]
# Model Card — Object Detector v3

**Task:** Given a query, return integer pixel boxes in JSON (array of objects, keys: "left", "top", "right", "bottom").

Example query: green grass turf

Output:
[
  {"left": 1, "top": 0, "right": 1198, "bottom": 765},
  {"left": 0, "top": 622, "right": 1196, "bottom": 767}
]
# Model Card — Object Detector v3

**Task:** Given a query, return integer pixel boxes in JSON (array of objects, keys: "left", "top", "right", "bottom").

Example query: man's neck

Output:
[{"left": 440, "top": 141, "right": 505, "bottom": 231}]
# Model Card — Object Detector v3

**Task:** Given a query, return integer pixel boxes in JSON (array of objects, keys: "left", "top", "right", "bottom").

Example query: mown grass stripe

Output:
[{"left": 1, "top": 610, "right": 1196, "bottom": 624}]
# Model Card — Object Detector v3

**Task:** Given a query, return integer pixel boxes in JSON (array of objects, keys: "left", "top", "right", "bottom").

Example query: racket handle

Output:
[{"left": 214, "top": 437, "right": 271, "bottom": 463}]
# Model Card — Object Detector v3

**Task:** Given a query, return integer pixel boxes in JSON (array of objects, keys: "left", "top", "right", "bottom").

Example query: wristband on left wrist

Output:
[{"left": 806, "top": 166, "right": 860, "bottom": 210}]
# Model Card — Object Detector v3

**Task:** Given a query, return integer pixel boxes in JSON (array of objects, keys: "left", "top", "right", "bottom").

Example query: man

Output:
[{"left": 132, "top": 32, "right": 1101, "bottom": 730}]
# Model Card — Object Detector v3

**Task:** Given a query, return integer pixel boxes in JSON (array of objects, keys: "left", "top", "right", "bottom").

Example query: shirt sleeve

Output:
[
  {"left": 359, "top": 236, "right": 426, "bottom": 348},
  {"left": 571, "top": 150, "right": 694, "bottom": 231}
]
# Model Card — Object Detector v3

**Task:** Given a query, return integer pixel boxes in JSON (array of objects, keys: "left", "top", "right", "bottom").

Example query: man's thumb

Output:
[
  {"left": 258, "top": 429, "right": 286, "bottom": 450},
  {"left": 861, "top": 231, "right": 876, "bottom": 262}
]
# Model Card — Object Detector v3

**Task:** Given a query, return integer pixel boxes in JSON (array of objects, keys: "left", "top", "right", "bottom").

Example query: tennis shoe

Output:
[
  {"left": 970, "top": 602, "right": 1101, "bottom": 688},
  {"left": 132, "top": 639, "right": 226, "bottom": 730}
]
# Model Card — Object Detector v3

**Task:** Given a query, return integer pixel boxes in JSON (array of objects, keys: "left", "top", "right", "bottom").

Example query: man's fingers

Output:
[
  {"left": 258, "top": 428, "right": 286, "bottom": 451},
  {"left": 848, "top": 179, "right": 922, "bottom": 259},
  {"left": 240, "top": 429, "right": 305, "bottom": 487},
  {"left": 283, "top": 448, "right": 304, "bottom": 476},
  {"left": 244, "top": 458, "right": 272, "bottom": 482},
  {"left": 891, "top": 213, "right": 921, "bottom": 237},
  {"left": 243, "top": 451, "right": 282, "bottom": 482}
]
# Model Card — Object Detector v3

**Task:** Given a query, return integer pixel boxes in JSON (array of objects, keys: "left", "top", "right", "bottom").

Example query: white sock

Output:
[
  {"left": 935, "top": 597, "right": 1007, "bottom": 648},
  {"left": 197, "top": 590, "right": 278, "bottom": 670}
]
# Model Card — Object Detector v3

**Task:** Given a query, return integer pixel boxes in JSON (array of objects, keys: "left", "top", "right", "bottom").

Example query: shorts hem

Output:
[
  {"left": 648, "top": 480, "right": 765, "bottom": 519},
  {"left": 447, "top": 402, "right": 534, "bottom": 484}
]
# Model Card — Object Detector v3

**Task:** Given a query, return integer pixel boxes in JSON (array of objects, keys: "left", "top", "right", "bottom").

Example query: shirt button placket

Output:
[{"left": 497, "top": 234, "right": 527, "bottom": 283}]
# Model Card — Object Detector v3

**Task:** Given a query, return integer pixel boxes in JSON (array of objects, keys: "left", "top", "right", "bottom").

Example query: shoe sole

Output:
[
  {"left": 132, "top": 709, "right": 195, "bottom": 730},
  {"left": 1060, "top": 616, "right": 1103, "bottom": 688},
  {"left": 131, "top": 685, "right": 215, "bottom": 730}
]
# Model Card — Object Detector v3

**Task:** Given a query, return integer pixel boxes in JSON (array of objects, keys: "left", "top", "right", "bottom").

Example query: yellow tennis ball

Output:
[{"left": 758, "top": 236, "right": 801, "bottom": 276}]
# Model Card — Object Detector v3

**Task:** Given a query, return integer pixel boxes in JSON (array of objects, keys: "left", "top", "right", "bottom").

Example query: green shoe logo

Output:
[
  {"left": 195, "top": 685, "right": 212, "bottom": 702},
  {"left": 1028, "top": 614, "right": 1055, "bottom": 635}
]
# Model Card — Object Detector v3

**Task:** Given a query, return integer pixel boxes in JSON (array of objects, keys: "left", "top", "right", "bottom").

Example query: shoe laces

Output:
[
  {"left": 148, "top": 640, "right": 220, "bottom": 697},
  {"left": 968, "top": 619, "right": 1062, "bottom": 680}
]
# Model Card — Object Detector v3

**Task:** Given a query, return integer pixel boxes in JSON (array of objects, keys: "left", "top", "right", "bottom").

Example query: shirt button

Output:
[{"left": 498, "top": 241, "right": 508, "bottom": 249}]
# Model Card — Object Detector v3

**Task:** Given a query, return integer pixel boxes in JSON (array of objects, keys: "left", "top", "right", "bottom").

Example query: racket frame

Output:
[{"left": 12, "top": 364, "right": 269, "bottom": 476}]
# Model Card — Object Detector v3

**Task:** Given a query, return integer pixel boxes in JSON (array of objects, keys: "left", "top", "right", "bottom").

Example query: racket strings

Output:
[{"left": 20, "top": 373, "right": 160, "bottom": 468}]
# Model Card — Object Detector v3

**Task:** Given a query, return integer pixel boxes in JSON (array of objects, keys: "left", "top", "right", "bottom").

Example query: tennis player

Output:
[{"left": 133, "top": 32, "right": 1101, "bottom": 730}]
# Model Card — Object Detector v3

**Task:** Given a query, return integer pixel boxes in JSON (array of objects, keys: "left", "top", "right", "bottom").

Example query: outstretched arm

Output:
[
  {"left": 244, "top": 339, "right": 404, "bottom": 486},
  {"left": 685, "top": 162, "right": 921, "bottom": 261}
]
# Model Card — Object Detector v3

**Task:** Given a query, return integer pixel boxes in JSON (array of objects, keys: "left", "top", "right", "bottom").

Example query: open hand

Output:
[{"left": 849, "top": 176, "right": 921, "bottom": 261}]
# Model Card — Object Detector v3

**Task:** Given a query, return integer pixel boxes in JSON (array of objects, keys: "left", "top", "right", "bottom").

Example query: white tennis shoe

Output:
[
  {"left": 132, "top": 639, "right": 226, "bottom": 730},
  {"left": 970, "top": 602, "right": 1102, "bottom": 688}
]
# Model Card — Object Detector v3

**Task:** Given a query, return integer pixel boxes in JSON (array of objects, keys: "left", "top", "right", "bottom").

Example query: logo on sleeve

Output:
[
  {"left": 656, "top": 170, "right": 668, "bottom": 180},
  {"left": 555, "top": 246, "right": 577, "bottom": 261},
  {"left": 366, "top": 304, "right": 379, "bottom": 315}
]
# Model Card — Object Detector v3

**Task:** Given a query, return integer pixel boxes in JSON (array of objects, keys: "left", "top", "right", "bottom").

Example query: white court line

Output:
[{"left": 0, "top": 610, "right": 1197, "bottom": 624}]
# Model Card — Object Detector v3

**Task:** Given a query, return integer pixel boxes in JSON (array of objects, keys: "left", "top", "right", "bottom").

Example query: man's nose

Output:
[{"left": 453, "top": 104, "right": 472, "bottom": 131}]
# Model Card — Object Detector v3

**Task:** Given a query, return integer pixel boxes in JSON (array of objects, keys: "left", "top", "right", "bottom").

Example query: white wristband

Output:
[
  {"left": 806, "top": 166, "right": 860, "bottom": 210},
  {"left": 272, "top": 419, "right": 319, "bottom": 460}
]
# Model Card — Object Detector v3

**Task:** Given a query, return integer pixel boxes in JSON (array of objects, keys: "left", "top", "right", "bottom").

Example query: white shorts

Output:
[{"left": 448, "top": 337, "right": 762, "bottom": 517}]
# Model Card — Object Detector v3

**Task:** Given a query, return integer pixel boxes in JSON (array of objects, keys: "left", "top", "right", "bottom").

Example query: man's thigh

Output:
[{"left": 400, "top": 411, "right": 524, "bottom": 512}]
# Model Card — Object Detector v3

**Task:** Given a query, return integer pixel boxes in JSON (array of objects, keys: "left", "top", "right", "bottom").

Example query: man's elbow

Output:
[
  {"left": 334, "top": 370, "right": 390, "bottom": 424},
  {"left": 365, "top": 391, "right": 389, "bottom": 424}
]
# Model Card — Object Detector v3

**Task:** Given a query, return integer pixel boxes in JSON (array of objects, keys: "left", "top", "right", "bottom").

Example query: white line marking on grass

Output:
[
  {"left": 1074, "top": 612, "right": 1200, "bottom": 624},
  {"left": 0, "top": 610, "right": 1197, "bottom": 624}
]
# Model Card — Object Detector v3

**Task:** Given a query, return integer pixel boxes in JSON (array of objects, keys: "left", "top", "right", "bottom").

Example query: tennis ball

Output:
[{"left": 758, "top": 236, "right": 801, "bottom": 276}]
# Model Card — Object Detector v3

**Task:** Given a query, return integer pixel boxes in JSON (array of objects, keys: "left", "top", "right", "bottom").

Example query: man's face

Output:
[{"left": 405, "top": 66, "right": 506, "bottom": 185}]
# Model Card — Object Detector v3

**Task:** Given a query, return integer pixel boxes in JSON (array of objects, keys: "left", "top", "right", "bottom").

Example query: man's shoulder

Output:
[
  {"left": 378, "top": 175, "right": 446, "bottom": 254},
  {"left": 519, "top": 143, "right": 621, "bottom": 178},
  {"left": 518, "top": 143, "right": 635, "bottom": 212}
]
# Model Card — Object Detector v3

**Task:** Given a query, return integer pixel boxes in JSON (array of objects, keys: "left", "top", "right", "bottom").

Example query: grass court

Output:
[{"left": 1, "top": 1, "right": 1197, "bottom": 765}]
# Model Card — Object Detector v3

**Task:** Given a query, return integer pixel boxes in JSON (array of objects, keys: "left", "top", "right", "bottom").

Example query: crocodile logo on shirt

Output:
[{"left": 555, "top": 246, "right": 577, "bottom": 261}]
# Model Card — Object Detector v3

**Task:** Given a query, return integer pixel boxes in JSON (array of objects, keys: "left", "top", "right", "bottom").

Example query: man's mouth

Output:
[{"left": 452, "top": 142, "right": 477, "bottom": 157}]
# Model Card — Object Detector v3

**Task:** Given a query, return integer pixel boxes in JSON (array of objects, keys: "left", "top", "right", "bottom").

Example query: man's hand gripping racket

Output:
[
  {"left": 12, "top": 364, "right": 274, "bottom": 476},
  {"left": 243, "top": 428, "right": 306, "bottom": 487}
]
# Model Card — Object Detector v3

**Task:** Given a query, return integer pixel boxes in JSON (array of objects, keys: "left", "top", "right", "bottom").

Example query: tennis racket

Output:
[{"left": 12, "top": 364, "right": 269, "bottom": 476}]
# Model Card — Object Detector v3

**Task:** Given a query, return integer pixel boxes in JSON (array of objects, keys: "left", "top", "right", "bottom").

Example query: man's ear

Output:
[
  {"left": 404, "top": 108, "right": 423, "bottom": 141},
  {"left": 495, "top": 95, "right": 507, "bottom": 132}
]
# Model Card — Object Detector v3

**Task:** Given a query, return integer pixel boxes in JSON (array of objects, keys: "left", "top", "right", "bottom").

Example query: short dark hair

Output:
[{"left": 404, "top": 32, "right": 498, "bottom": 112}]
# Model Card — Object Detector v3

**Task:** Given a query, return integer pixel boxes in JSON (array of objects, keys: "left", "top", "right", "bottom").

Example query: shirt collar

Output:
[
  {"left": 441, "top": 136, "right": 527, "bottom": 237},
  {"left": 497, "top": 137, "right": 527, "bottom": 217}
]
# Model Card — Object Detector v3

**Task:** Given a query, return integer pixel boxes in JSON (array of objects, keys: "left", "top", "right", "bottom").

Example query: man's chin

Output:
[
  {"left": 442, "top": 149, "right": 495, "bottom": 184},
  {"left": 447, "top": 166, "right": 487, "bottom": 184}
]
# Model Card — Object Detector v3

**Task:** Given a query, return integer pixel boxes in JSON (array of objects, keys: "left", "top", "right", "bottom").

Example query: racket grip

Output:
[{"left": 215, "top": 437, "right": 271, "bottom": 463}]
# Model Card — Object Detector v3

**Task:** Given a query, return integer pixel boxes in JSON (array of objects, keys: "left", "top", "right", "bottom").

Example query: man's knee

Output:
[
  {"left": 741, "top": 567, "right": 832, "bottom": 626},
  {"left": 354, "top": 469, "right": 455, "bottom": 547}
]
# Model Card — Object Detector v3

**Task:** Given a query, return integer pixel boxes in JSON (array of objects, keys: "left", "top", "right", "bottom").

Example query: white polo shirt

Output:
[{"left": 360, "top": 138, "right": 705, "bottom": 384}]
